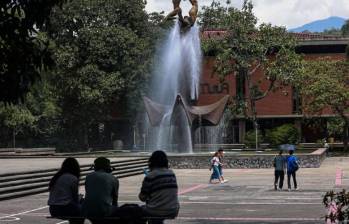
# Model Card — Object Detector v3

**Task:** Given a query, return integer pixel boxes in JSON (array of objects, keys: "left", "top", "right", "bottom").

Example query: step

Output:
[
  {"left": 0, "top": 158, "right": 148, "bottom": 178},
  {"left": 0, "top": 161, "right": 147, "bottom": 183},
  {"left": 0, "top": 166, "right": 147, "bottom": 194},
  {"left": 0, "top": 171, "right": 144, "bottom": 201}
]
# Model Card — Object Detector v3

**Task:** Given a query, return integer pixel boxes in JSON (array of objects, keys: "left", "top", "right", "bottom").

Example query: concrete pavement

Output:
[{"left": 0, "top": 157, "right": 348, "bottom": 223}]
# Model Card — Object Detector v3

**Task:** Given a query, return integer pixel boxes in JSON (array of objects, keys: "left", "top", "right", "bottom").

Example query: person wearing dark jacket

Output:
[
  {"left": 273, "top": 150, "right": 286, "bottom": 190},
  {"left": 82, "top": 157, "right": 119, "bottom": 222},
  {"left": 287, "top": 150, "right": 299, "bottom": 191}
]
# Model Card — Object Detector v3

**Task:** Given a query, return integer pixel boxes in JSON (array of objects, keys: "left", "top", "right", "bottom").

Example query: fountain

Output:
[{"left": 143, "top": 1, "right": 229, "bottom": 153}]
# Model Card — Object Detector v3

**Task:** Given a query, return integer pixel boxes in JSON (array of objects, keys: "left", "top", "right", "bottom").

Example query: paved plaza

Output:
[{"left": 0, "top": 157, "right": 348, "bottom": 223}]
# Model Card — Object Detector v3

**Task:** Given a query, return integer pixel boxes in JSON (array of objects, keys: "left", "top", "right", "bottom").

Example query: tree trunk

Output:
[
  {"left": 343, "top": 119, "right": 349, "bottom": 151},
  {"left": 246, "top": 72, "right": 259, "bottom": 150},
  {"left": 84, "top": 129, "right": 89, "bottom": 151},
  {"left": 12, "top": 129, "right": 16, "bottom": 148}
]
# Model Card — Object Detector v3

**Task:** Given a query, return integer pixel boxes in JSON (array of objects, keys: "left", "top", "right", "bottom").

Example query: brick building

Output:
[
  {"left": 105, "top": 32, "right": 348, "bottom": 148},
  {"left": 198, "top": 31, "right": 349, "bottom": 144}
]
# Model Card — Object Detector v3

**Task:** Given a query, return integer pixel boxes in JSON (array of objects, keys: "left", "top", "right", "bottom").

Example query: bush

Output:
[
  {"left": 244, "top": 129, "right": 264, "bottom": 148},
  {"left": 323, "top": 190, "right": 349, "bottom": 223},
  {"left": 265, "top": 124, "right": 299, "bottom": 147}
]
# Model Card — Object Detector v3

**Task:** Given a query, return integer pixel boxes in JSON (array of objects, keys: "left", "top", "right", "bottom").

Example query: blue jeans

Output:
[
  {"left": 218, "top": 165, "right": 223, "bottom": 176},
  {"left": 211, "top": 165, "right": 221, "bottom": 180}
]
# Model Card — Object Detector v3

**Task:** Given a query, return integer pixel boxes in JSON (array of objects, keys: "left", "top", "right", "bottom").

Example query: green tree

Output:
[
  {"left": 25, "top": 74, "right": 61, "bottom": 144},
  {"left": 0, "top": 104, "right": 36, "bottom": 148},
  {"left": 322, "top": 28, "right": 342, "bottom": 36},
  {"left": 341, "top": 19, "right": 349, "bottom": 36},
  {"left": 0, "top": 0, "right": 66, "bottom": 103},
  {"left": 200, "top": 0, "right": 303, "bottom": 149},
  {"left": 0, "top": 73, "right": 60, "bottom": 148},
  {"left": 295, "top": 58, "right": 349, "bottom": 150},
  {"left": 265, "top": 124, "right": 299, "bottom": 147},
  {"left": 48, "top": 0, "right": 158, "bottom": 149}
]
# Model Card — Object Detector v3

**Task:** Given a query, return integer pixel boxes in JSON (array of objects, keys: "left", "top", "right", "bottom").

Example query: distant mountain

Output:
[{"left": 289, "top": 16, "right": 347, "bottom": 33}]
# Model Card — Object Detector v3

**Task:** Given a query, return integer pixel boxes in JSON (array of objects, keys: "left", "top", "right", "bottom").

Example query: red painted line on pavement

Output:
[
  {"left": 235, "top": 169, "right": 251, "bottom": 174},
  {"left": 178, "top": 184, "right": 208, "bottom": 195},
  {"left": 335, "top": 168, "right": 342, "bottom": 186},
  {"left": 177, "top": 217, "right": 321, "bottom": 221}
]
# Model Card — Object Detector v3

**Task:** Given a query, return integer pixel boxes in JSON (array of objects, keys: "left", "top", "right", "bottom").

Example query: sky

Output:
[{"left": 145, "top": 0, "right": 349, "bottom": 29}]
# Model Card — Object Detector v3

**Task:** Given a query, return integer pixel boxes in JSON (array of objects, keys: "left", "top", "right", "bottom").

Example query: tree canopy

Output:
[
  {"left": 342, "top": 19, "right": 349, "bottom": 36},
  {"left": 199, "top": 1, "right": 303, "bottom": 146},
  {"left": 0, "top": 0, "right": 66, "bottom": 103},
  {"left": 47, "top": 0, "right": 159, "bottom": 149},
  {"left": 294, "top": 58, "right": 349, "bottom": 149}
]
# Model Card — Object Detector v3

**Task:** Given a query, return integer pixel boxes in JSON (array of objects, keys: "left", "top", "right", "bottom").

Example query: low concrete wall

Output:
[{"left": 168, "top": 148, "right": 327, "bottom": 169}]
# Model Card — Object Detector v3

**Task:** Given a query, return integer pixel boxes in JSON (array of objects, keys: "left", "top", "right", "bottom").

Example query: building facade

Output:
[{"left": 198, "top": 31, "right": 349, "bottom": 144}]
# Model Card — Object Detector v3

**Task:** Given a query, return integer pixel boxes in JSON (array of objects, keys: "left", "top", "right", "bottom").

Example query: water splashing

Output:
[{"left": 146, "top": 21, "right": 202, "bottom": 153}]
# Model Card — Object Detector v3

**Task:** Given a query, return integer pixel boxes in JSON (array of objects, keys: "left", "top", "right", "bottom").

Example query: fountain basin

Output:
[{"left": 167, "top": 148, "right": 326, "bottom": 169}]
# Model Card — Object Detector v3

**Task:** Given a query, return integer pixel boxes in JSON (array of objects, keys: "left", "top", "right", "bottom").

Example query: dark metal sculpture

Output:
[
  {"left": 143, "top": 95, "right": 230, "bottom": 129},
  {"left": 164, "top": 0, "right": 198, "bottom": 32}
]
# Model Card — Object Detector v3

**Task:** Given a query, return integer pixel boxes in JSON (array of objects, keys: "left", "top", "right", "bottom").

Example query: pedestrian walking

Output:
[
  {"left": 210, "top": 152, "right": 224, "bottom": 184},
  {"left": 218, "top": 148, "right": 228, "bottom": 183},
  {"left": 287, "top": 150, "right": 299, "bottom": 191},
  {"left": 273, "top": 150, "right": 286, "bottom": 190}
]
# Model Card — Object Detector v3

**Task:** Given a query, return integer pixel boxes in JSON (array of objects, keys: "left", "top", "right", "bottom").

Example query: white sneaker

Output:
[
  {"left": 223, "top": 180, "right": 228, "bottom": 183},
  {"left": 295, "top": 187, "right": 299, "bottom": 191},
  {"left": 288, "top": 188, "right": 291, "bottom": 192}
]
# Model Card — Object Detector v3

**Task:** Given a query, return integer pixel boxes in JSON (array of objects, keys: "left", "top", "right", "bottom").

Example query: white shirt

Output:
[{"left": 211, "top": 156, "right": 221, "bottom": 166}]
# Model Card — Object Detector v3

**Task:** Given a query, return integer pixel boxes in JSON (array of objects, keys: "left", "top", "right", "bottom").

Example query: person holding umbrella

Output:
[{"left": 273, "top": 150, "right": 286, "bottom": 190}]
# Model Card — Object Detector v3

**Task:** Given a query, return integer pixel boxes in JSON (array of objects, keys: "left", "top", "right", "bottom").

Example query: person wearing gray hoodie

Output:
[{"left": 273, "top": 150, "right": 286, "bottom": 190}]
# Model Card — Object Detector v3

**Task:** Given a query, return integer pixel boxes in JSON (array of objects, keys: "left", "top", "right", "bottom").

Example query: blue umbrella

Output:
[{"left": 279, "top": 144, "right": 296, "bottom": 151}]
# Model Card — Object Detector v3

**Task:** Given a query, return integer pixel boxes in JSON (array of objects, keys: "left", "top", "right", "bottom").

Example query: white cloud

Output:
[{"left": 145, "top": 0, "right": 349, "bottom": 28}]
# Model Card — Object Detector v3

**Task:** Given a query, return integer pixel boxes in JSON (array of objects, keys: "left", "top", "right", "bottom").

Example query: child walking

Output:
[
  {"left": 218, "top": 148, "right": 228, "bottom": 183},
  {"left": 210, "top": 152, "right": 224, "bottom": 184}
]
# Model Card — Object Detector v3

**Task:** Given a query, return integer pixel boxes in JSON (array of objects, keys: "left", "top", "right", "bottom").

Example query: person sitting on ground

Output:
[
  {"left": 82, "top": 157, "right": 118, "bottom": 222},
  {"left": 210, "top": 151, "right": 224, "bottom": 184},
  {"left": 287, "top": 150, "right": 299, "bottom": 191},
  {"left": 48, "top": 157, "right": 84, "bottom": 224},
  {"left": 138, "top": 150, "right": 179, "bottom": 223},
  {"left": 273, "top": 150, "right": 286, "bottom": 190},
  {"left": 218, "top": 148, "right": 228, "bottom": 183}
]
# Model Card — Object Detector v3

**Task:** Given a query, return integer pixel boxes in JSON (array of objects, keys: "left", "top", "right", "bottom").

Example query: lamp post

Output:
[
  {"left": 133, "top": 125, "right": 137, "bottom": 150},
  {"left": 142, "top": 133, "right": 146, "bottom": 151},
  {"left": 255, "top": 121, "right": 259, "bottom": 150}
]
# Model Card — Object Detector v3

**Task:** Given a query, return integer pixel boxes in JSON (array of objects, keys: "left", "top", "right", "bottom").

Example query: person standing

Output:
[
  {"left": 48, "top": 157, "right": 83, "bottom": 224},
  {"left": 273, "top": 150, "right": 286, "bottom": 190},
  {"left": 82, "top": 157, "right": 119, "bottom": 221},
  {"left": 218, "top": 148, "right": 228, "bottom": 183},
  {"left": 287, "top": 150, "right": 299, "bottom": 191}
]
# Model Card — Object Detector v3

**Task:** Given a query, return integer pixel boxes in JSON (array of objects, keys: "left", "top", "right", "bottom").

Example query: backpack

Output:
[{"left": 293, "top": 158, "right": 299, "bottom": 171}]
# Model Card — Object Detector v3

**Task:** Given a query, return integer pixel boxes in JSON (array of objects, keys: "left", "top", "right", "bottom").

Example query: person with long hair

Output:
[
  {"left": 48, "top": 157, "right": 83, "bottom": 224},
  {"left": 210, "top": 151, "right": 224, "bottom": 184}
]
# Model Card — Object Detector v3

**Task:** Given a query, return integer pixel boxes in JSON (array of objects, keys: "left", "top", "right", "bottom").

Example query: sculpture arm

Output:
[
  {"left": 164, "top": 0, "right": 182, "bottom": 21},
  {"left": 188, "top": 0, "right": 198, "bottom": 24}
]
